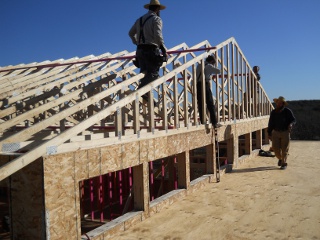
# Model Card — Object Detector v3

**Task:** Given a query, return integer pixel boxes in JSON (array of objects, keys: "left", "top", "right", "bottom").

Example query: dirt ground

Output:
[{"left": 112, "top": 141, "right": 320, "bottom": 240}]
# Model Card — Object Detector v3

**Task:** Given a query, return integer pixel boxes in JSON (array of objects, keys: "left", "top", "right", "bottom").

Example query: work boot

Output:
[
  {"left": 280, "top": 162, "right": 287, "bottom": 170},
  {"left": 142, "top": 95, "right": 156, "bottom": 108}
]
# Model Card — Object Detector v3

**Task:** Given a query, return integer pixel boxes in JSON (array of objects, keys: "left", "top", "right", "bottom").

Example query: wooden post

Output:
[
  {"left": 264, "top": 128, "right": 270, "bottom": 146},
  {"left": 183, "top": 56, "right": 189, "bottom": 128},
  {"left": 256, "top": 129, "right": 262, "bottom": 149},
  {"left": 192, "top": 64, "right": 198, "bottom": 126},
  {"left": 199, "top": 58, "right": 206, "bottom": 124},
  {"left": 245, "top": 132, "right": 252, "bottom": 154},
  {"left": 173, "top": 74, "right": 180, "bottom": 129},
  {"left": 132, "top": 163, "right": 149, "bottom": 212},
  {"left": 162, "top": 83, "right": 168, "bottom": 130},
  {"left": 227, "top": 138, "right": 234, "bottom": 164},
  {"left": 221, "top": 47, "right": 225, "bottom": 122},
  {"left": 206, "top": 144, "right": 214, "bottom": 174},
  {"left": 177, "top": 151, "right": 190, "bottom": 189},
  {"left": 133, "top": 94, "right": 140, "bottom": 134}
]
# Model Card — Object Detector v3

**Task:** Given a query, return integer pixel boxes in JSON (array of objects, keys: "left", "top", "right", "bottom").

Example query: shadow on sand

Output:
[{"left": 229, "top": 166, "right": 280, "bottom": 173}]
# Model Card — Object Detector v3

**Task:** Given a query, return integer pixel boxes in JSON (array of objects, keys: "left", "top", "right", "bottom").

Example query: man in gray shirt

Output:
[
  {"left": 129, "top": 0, "right": 167, "bottom": 103},
  {"left": 196, "top": 55, "right": 221, "bottom": 128}
]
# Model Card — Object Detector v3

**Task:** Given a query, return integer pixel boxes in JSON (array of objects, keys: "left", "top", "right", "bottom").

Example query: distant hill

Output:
[{"left": 285, "top": 100, "right": 320, "bottom": 140}]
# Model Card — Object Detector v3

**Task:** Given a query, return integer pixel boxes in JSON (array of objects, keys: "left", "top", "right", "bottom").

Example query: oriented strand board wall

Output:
[
  {"left": 10, "top": 158, "right": 46, "bottom": 239},
  {"left": 42, "top": 127, "right": 218, "bottom": 239},
  {"left": 42, "top": 117, "right": 269, "bottom": 239},
  {"left": 43, "top": 153, "right": 79, "bottom": 240}
]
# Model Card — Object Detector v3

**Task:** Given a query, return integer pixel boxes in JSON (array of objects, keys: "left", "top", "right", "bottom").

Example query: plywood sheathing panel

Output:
[
  {"left": 189, "top": 175, "right": 211, "bottom": 194},
  {"left": 149, "top": 189, "right": 186, "bottom": 218},
  {"left": 153, "top": 137, "right": 169, "bottom": 161},
  {"left": 121, "top": 141, "right": 139, "bottom": 169},
  {"left": 88, "top": 148, "right": 101, "bottom": 178},
  {"left": 11, "top": 158, "right": 45, "bottom": 239},
  {"left": 75, "top": 150, "right": 89, "bottom": 181},
  {"left": 43, "top": 153, "right": 78, "bottom": 240},
  {"left": 167, "top": 133, "right": 185, "bottom": 156},
  {"left": 86, "top": 212, "right": 143, "bottom": 239},
  {"left": 101, "top": 144, "right": 122, "bottom": 174},
  {"left": 123, "top": 212, "right": 143, "bottom": 230},
  {"left": 138, "top": 139, "right": 149, "bottom": 163},
  {"left": 142, "top": 162, "right": 150, "bottom": 214},
  {"left": 42, "top": 117, "right": 270, "bottom": 239},
  {"left": 188, "top": 128, "right": 213, "bottom": 150},
  {"left": 101, "top": 223, "right": 124, "bottom": 239}
]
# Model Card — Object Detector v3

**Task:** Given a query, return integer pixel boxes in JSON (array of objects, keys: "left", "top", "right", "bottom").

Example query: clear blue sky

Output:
[{"left": 1, "top": 0, "right": 319, "bottom": 100}]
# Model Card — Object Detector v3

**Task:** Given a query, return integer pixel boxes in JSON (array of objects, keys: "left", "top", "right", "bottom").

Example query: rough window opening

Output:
[
  {"left": 149, "top": 157, "right": 178, "bottom": 201},
  {"left": 190, "top": 147, "right": 206, "bottom": 181},
  {"left": 79, "top": 167, "right": 134, "bottom": 235},
  {"left": 189, "top": 144, "right": 227, "bottom": 182},
  {"left": 216, "top": 142, "right": 228, "bottom": 166},
  {"left": 238, "top": 134, "right": 247, "bottom": 157}
]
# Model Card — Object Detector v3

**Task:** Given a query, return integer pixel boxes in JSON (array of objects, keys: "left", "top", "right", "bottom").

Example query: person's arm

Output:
[
  {"left": 286, "top": 108, "right": 296, "bottom": 132},
  {"left": 267, "top": 111, "right": 274, "bottom": 139},
  {"left": 154, "top": 17, "right": 166, "bottom": 54},
  {"left": 205, "top": 64, "right": 220, "bottom": 81},
  {"left": 129, "top": 20, "right": 138, "bottom": 45}
]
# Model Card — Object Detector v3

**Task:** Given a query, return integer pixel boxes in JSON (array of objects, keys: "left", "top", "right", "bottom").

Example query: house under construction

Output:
[{"left": 0, "top": 37, "right": 272, "bottom": 239}]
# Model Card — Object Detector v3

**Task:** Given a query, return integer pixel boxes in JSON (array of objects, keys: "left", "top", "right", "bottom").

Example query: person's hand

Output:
[
  {"left": 163, "top": 52, "right": 168, "bottom": 62},
  {"left": 268, "top": 135, "right": 272, "bottom": 141},
  {"left": 288, "top": 124, "right": 293, "bottom": 133}
]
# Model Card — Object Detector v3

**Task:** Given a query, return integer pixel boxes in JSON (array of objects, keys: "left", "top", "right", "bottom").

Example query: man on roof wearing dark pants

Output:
[{"left": 129, "top": 0, "right": 167, "bottom": 103}]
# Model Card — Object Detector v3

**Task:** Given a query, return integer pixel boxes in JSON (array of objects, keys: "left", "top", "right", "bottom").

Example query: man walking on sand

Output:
[{"left": 268, "top": 96, "right": 296, "bottom": 169}]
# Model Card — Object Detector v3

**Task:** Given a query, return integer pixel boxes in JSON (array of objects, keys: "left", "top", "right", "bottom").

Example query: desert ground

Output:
[{"left": 112, "top": 141, "right": 320, "bottom": 240}]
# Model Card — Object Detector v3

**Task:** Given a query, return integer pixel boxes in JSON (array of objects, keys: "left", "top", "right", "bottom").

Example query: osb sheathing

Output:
[
  {"left": 43, "top": 153, "right": 79, "bottom": 239},
  {"left": 121, "top": 141, "right": 140, "bottom": 169},
  {"left": 101, "top": 144, "right": 122, "bottom": 173},
  {"left": 142, "top": 162, "right": 150, "bottom": 214},
  {"left": 11, "top": 158, "right": 45, "bottom": 239},
  {"left": 42, "top": 117, "right": 269, "bottom": 239},
  {"left": 88, "top": 148, "right": 101, "bottom": 178}
]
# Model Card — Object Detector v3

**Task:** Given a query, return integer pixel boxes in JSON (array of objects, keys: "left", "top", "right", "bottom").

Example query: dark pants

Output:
[
  {"left": 272, "top": 130, "right": 290, "bottom": 162},
  {"left": 136, "top": 45, "right": 161, "bottom": 99},
  {"left": 197, "top": 81, "right": 217, "bottom": 125}
]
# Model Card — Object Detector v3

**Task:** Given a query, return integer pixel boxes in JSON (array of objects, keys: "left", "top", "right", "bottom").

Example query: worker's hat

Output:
[
  {"left": 144, "top": 0, "right": 166, "bottom": 10},
  {"left": 273, "top": 96, "right": 288, "bottom": 106}
]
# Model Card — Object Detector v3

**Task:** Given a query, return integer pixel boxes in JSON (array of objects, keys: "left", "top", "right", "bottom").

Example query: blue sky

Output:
[{"left": 1, "top": 0, "right": 319, "bottom": 100}]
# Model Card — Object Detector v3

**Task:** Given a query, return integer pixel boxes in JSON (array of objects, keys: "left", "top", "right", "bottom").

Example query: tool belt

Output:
[{"left": 137, "top": 44, "right": 158, "bottom": 50}]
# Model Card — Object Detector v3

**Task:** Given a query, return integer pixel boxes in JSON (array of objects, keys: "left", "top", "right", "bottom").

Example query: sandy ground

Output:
[{"left": 112, "top": 141, "right": 320, "bottom": 240}]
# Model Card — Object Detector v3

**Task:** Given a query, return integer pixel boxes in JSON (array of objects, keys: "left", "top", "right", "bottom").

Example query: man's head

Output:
[
  {"left": 273, "top": 96, "right": 288, "bottom": 108},
  {"left": 206, "top": 55, "right": 216, "bottom": 65},
  {"left": 253, "top": 66, "right": 260, "bottom": 73},
  {"left": 144, "top": 0, "right": 166, "bottom": 12}
]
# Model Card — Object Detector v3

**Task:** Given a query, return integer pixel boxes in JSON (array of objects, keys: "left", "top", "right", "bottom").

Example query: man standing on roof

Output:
[
  {"left": 196, "top": 55, "right": 221, "bottom": 129},
  {"left": 268, "top": 96, "right": 296, "bottom": 169},
  {"left": 129, "top": 0, "right": 167, "bottom": 103}
]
